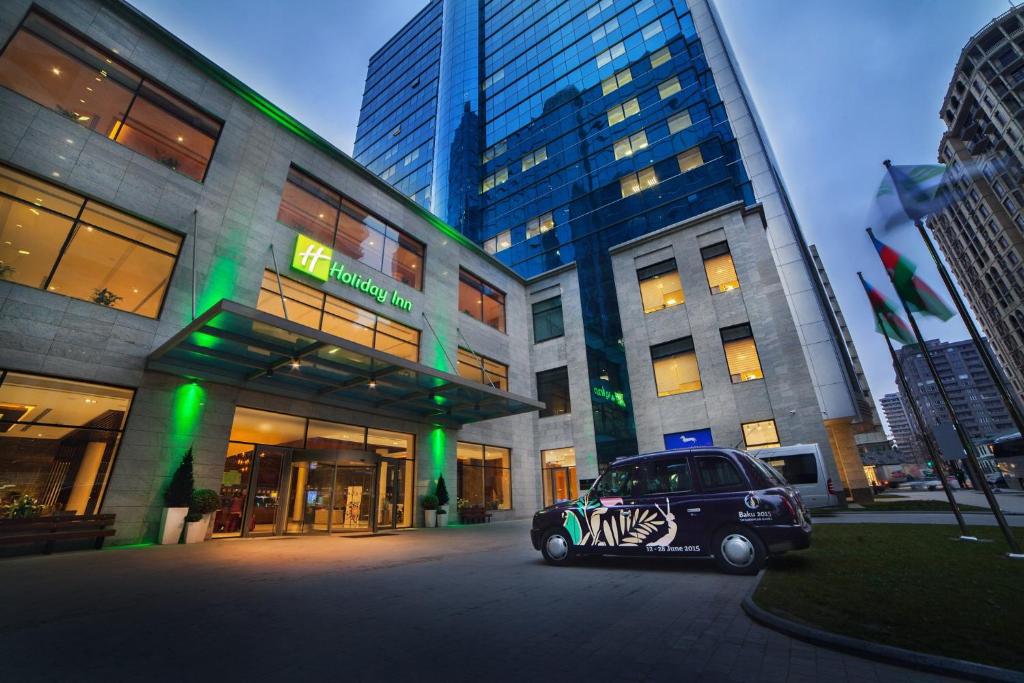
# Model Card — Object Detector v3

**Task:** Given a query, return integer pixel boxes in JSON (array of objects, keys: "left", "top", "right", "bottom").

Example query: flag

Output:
[
  {"left": 871, "top": 163, "right": 948, "bottom": 230},
  {"left": 861, "top": 278, "right": 915, "bottom": 346},
  {"left": 869, "top": 232, "right": 954, "bottom": 321}
]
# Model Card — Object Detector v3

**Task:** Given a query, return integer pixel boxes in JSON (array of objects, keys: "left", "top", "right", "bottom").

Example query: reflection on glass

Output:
[
  {"left": 335, "top": 466, "right": 374, "bottom": 529},
  {"left": 214, "top": 442, "right": 252, "bottom": 538},
  {"left": 0, "top": 196, "right": 75, "bottom": 288},
  {"left": 542, "top": 447, "right": 578, "bottom": 506},
  {"left": 457, "top": 442, "right": 511, "bottom": 510}
]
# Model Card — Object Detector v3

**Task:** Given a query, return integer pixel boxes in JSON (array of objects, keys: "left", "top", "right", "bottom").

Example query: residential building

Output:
[{"left": 880, "top": 392, "right": 925, "bottom": 464}]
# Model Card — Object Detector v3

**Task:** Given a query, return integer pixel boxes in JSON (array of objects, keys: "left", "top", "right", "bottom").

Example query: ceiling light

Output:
[
  {"left": 86, "top": 87, "right": 93, "bottom": 92},
  {"left": 176, "top": 136, "right": 184, "bottom": 142},
  {"left": 76, "top": 115, "right": 90, "bottom": 122},
  {"left": 368, "top": 376, "right": 377, "bottom": 389},
  {"left": 51, "top": 172, "right": 60, "bottom": 177},
  {"left": 51, "top": 67, "right": 60, "bottom": 75},
  {"left": 290, "top": 359, "right": 300, "bottom": 369},
  {"left": 17, "top": 250, "right": 30, "bottom": 255},
  {"left": 328, "top": 347, "right": 338, "bottom": 354}
]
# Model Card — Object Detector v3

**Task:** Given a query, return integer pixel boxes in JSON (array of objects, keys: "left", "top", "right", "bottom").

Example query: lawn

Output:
[{"left": 756, "top": 524, "right": 1024, "bottom": 671}]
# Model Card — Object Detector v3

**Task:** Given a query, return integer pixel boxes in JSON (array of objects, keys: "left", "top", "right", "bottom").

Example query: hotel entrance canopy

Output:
[{"left": 147, "top": 300, "right": 543, "bottom": 428}]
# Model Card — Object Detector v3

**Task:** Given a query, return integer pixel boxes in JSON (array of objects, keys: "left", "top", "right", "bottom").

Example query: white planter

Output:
[
  {"left": 436, "top": 510, "right": 448, "bottom": 527},
  {"left": 183, "top": 520, "right": 206, "bottom": 544},
  {"left": 423, "top": 509, "right": 437, "bottom": 528},
  {"left": 203, "top": 511, "right": 216, "bottom": 541},
  {"left": 159, "top": 507, "right": 188, "bottom": 545}
]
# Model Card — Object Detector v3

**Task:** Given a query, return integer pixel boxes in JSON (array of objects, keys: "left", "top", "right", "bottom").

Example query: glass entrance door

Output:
[
  {"left": 286, "top": 461, "right": 335, "bottom": 534},
  {"left": 335, "top": 466, "right": 375, "bottom": 530},
  {"left": 376, "top": 459, "right": 403, "bottom": 529}
]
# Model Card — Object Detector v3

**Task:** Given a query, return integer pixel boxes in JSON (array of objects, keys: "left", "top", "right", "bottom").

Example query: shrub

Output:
[
  {"left": 190, "top": 489, "right": 220, "bottom": 515},
  {"left": 185, "top": 512, "right": 203, "bottom": 523},
  {"left": 2, "top": 495, "right": 43, "bottom": 519},
  {"left": 421, "top": 493, "right": 439, "bottom": 510},
  {"left": 164, "top": 448, "right": 195, "bottom": 507},
  {"left": 435, "top": 475, "right": 450, "bottom": 507}
]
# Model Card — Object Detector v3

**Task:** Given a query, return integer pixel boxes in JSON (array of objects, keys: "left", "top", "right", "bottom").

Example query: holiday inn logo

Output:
[{"left": 292, "top": 234, "right": 332, "bottom": 281}]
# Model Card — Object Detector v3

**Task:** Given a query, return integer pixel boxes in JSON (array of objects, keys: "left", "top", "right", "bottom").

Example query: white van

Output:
[{"left": 749, "top": 444, "right": 838, "bottom": 508}]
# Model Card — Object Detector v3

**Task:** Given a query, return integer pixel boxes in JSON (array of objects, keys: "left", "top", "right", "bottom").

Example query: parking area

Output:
[{"left": 0, "top": 519, "right": 956, "bottom": 682}]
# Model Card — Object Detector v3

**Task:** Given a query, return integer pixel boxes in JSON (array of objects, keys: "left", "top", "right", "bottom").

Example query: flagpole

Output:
[
  {"left": 867, "top": 229, "right": 1022, "bottom": 555},
  {"left": 857, "top": 272, "right": 971, "bottom": 538}
]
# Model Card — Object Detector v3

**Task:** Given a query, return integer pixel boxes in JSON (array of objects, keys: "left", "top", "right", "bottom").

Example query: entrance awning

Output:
[{"left": 147, "top": 300, "right": 544, "bottom": 428}]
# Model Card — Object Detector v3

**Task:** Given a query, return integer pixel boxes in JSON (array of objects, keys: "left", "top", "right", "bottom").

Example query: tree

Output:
[
  {"left": 164, "top": 448, "right": 195, "bottom": 507},
  {"left": 435, "top": 475, "right": 450, "bottom": 507}
]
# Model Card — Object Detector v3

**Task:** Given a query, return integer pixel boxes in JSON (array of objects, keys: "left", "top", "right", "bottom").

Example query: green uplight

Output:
[
  {"left": 429, "top": 427, "right": 447, "bottom": 480},
  {"left": 169, "top": 381, "right": 206, "bottom": 463},
  {"left": 106, "top": 542, "right": 154, "bottom": 551}
]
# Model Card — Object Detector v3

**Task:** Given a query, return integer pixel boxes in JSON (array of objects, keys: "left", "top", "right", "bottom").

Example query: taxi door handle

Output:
[{"left": 686, "top": 507, "right": 701, "bottom": 514}]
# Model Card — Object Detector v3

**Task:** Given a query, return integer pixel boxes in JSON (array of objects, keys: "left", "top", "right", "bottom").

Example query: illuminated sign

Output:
[
  {"left": 592, "top": 385, "right": 626, "bottom": 409},
  {"left": 291, "top": 235, "right": 412, "bottom": 312}
]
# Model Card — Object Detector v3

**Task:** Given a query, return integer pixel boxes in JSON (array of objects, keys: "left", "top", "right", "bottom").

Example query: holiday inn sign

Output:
[{"left": 291, "top": 234, "right": 413, "bottom": 312}]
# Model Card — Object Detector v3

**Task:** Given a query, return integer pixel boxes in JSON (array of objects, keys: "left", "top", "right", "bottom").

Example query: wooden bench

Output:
[
  {"left": 0, "top": 514, "right": 116, "bottom": 554},
  {"left": 459, "top": 507, "right": 492, "bottom": 524}
]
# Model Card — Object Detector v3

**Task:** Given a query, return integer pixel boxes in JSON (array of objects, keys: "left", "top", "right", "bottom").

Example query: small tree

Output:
[
  {"left": 189, "top": 489, "right": 220, "bottom": 515},
  {"left": 164, "top": 448, "right": 195, "bottom": 508},
  {"left": 435, "top": 475, "right": 450, "bottom": 508}
]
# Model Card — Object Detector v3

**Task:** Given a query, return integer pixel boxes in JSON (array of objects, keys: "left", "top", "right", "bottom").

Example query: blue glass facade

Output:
[{"left": 355, "top": 0, "right": 755, "bottom": 466}]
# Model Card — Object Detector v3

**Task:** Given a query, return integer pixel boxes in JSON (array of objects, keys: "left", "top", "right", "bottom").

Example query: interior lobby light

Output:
[
  {"left": 290, "top": 359, "right": 300, "bottom": 369},
  {"left": 368, "top": 376, "right": 377, "bottom": 389}
]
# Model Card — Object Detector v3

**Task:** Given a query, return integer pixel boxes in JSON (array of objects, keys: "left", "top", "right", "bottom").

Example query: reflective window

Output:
[
  {"left": 0, "top": 10, "right": 222, "bottom": 181},
  {"left": 607, "top": 97, "right": 640, "bottom": 126},
  {"left": 456, "top": 348, "right": 508, "bottom": 391},
  {"left": 521, "top": 146, "right": 547, "bottom": 172},
  {"left": 0, "top": 164, "right": 182, "bottom": 318},
  {"left": 537, "top": 366, "right": 571, "bottom": 418},
  {"left": 760, "top": 452, "right": 816, "bottom": 484},
  {"left": 668, "top": 109, "right": 693, "bottom": 134},
  {"left": 601, "top": 67, "right": 632, "bottom": 96},
  {"left": 620, "top": 166, "right": 658, "bottom": 198},
  {"left": 525, "top": 212, "right": 554, "bottom": 239},
  {"left": 593, "top": 465, "right": 641, "bottom": 497},
  {"left": 650, "top": 46, "right": 671, "bottom": 68},
  {"left": 658, "top": 77, "right": 682, "bottom": 99},
  {"left": 481, "top": 166, "right": 508, "bottom": 193},
  {"left": 701, "top": 242, "right": 740, "bottom": 293},
  {"left": 678, "top": 147, "right": 705, "bottom": 174},
  {"left": 722, "top": 323, "right": 764, "bottom": 383},
  {"left": 646, "top": 458, "right": 694, "bottom": 494},
  {"left": 743, "top": 420, "right": 781, "bottom": 449},
  {"left": 651, "top": 337, "right": 702, "bottom": 396},
  {"left": 613, "top": 130, "right": 648, "bottom": 160},
  {"left": 0, "top": 371, "right": 133, "bottom": 517},
  {"left": 638, "top": 258, "right": 684, "bottom": 313},
  {"left": 458, "top": 268, "right": 506, "bottom": 332},
  {"left": 542, "top": 447, "right": 577, "bottom": 506},
  {"left": 483, "top": 229, "right": 512, "bottom": 254},
  {"left": 532, "top": 296, "right": 564, "bottom": 343},
  {"left": 641, "top": 20, "right": 663, "bottom": 40},
  {"left": 696, "top": 456, "right": 744, "bottom": 491},
  {"left": 595, "top": 41, "right": 625, "bottom": 68},
  {"left": 482, "top": 140, "right": 507, "bottom": 164},
  {"left": 457, "top": 442, "right": 511, "bottom": 510}
]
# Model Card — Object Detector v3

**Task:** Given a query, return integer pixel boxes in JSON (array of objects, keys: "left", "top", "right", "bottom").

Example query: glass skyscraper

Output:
[{"left": 355, "top": 0, "right": 867, "bottom": 477}]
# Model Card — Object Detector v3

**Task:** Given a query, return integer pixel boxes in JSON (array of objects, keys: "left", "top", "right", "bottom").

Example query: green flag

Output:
[
  {"left": 861, "top": 278, "right": 916, "bottom": 346},
  {"left": 870, "top": 233, "right": 953, "bottom": 321}
]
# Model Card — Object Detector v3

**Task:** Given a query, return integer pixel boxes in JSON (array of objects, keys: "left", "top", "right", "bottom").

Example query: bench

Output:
[
  {"left": 0, "top": 514, "right": 116, "bottom": 554},
  {"left": 460, "top": 507, "right": 492, "bottom": 524}
]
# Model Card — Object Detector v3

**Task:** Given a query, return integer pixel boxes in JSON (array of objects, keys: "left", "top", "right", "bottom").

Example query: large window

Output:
[
  {"left": 658, "top": 77, "right": 682, "bottom": 99},
  {"left": 277, "top": 167, "right": 424, "bottom": 290},
  {"left": 542, "top": 447, "right": 577, "bottom": 506},
  {"left": 257, "top": 271, "right": 420, "bottom": 361},
  {"left": 525, "top": 212, "right": 555, "bottom": 239},
  {"left": 532, "top": 296, "right": 564, "bottom": 343},
  {"left": 678, "top": 147, "right": 705, "bottom": 174},
  {"left": 651, "top": 337, "right": 702, "bottom": 397},
  {"left": 601, "top": 67, "right": 632, "bottom": 95},
  {"left": 646, "top": 457, "right": 694, "bottom": 494},
  {"left": 613, "top": 130, "right": 648, "bottom": 160},
  {"left": 607, "top": 97, "right": 640, "bottom": 126},
  {"left": 456, "top": 348, "right": 508, "bottom": 390},
  {"left": 695, "top": 455, "right": 745, "bottom": 492},
  {"left": 650, "top": 46, "right": 671, "bottom": 68},
  {"left": 0, "top": 10, "right": 222, "bottom": 181},
  {"left": 637, "top": 258, "right": 684, "bottom": 313},
  {"left": 0, "top": 164, "right": 182, "bottom": 318},
  {"left": 457, "top": 442, "right": 511, "bottom": 510},
  {"left": 521, "top": 146, "right": 547, "bottom": 172},
  {"left": 0, "top": 371, "right": 133, "bottom": 517},
  {"left": 483, "top": 229, "right": 511, "bottom": 254},
  {"left": 620, "top": 166, "right": 658, "bottom": 198},
  {"left": 743, "top": 419, "right": 780, "bottom": 449},
  {"left": 721, "top": 324, "right": 764, "bottom": 383},
  {"left": 458, "top": 268, "right": 506, "bottom": 332},
  {"left": 701, "top": 242, "right": 740, "bottom": 293},
  {"left": 537, "top": 367, "right": 571, "bottom": 418},
  {"left": 668, "top": 109, "right": 693, "bottom": 134}
]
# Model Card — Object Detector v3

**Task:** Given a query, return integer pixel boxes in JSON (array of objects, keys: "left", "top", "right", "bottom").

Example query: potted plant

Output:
[
  {"left": 91, "top": 287, "right": 122, "bottom": 307},
  {"left": 421, "top": 493, "right": 438, "bottom": 528},
  {"left": 190, "top": 488, "right": 220, "bottom": 541},
  {"left": 159, "top": 448, "right": 194, "bottom": 544},
  {"left": 434, "top": 475, "right": 450, "bottom": 528},
  {"left": 1, "top": 494, "right": 43, "bottom": 519},
  {"left": 183, "top": 511, "right": 206, "bottom": 544}
]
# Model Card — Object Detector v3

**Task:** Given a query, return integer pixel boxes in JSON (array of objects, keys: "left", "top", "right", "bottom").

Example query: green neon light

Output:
[
  {"left": 593, "top": 386, "right": 627, "bottom": 409},
  {"left": 170, "top": 381, "right": 206, "bottom": 459},
  {"left": 290, "top": 236, "right": 413, "bottom": 311},
  {"left": 429, "top": 427, "right": 447, "bottom": 481}
]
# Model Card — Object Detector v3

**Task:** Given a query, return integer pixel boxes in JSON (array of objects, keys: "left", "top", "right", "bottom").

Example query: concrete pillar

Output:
[
  {"left": 825, "top": 418, "right": 874, "bottom": 505},
  {"left": 66, "top": 441, "right": 107, "bottom": 515}
]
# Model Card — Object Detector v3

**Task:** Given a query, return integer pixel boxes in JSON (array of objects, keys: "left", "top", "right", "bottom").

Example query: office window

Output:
[
  {"left": 637, "top": 258, "right": 684, "bottom": 313},
  {"left": 277, "top": 167, "right": 424, "bottom": 289},
  {"left": 381, "top": 165, "right": 396, "bottom": 180},
  {"left": 651, "top": 337, "right": 702, "bottom": 397},
  {"left": 743, "top": 419, "right": 780, "bottom": 449},
  {"left": 482, "top": 140, "right": 507, "bottom": 163},
  {"left": 701, "top": 242, "right": 739, "bottom": 293},
  {"left": 525, "top": 212, "right": 555, "bottom": 239},
  {"left": 459, "top": 269, "right": 505, "bottom": 332},
  {"left": 481, "top": 166, "right": 508, "bottom": 193},
  {"left": 542, "top": 447, "right": 578, "bottom": 506},
  {"left": 532, "top": 296, "right": 564, "bottom": 343},
  {"left": 596, "top": 41, "right": 625, "bottom": 68},
  {"left": 537, "top": 366, "right": 571, "bottom": 418},
  {"left": 482, "top": 68, "right": 504, "bottom": 90},
  {"left": 678, "top": 147, "right": 704, "bottom": 173},
  {"left": 668, "top": 109, "right": 693, "bottom": 134},
  {"left": 722, "top": 324, "right": 764, "bottom": 383},
  {"left": 521, "top": 146, "right": 548, "bottom": 172},
  {"left": 483, "top": 229, "right": 511, "bottom": 254},
  {"left": 620, "top": 166, "right": 658, "bottom": 198},
  {"left": 456, "top": 348, "right": 509, "bottom": 390},
  {"left": 403, "top": 147, "right": 420, "bottom": 166},
  {"left": 641, "top": 20, "right": 663, "bottom": 40},
  {"left": 0, "top": 10, "right": 222, "bottom": 182},
  {"left": 607, "top": 97, "right": 640, "bottom": 126},
  {"left": 601, "top": 67, "right": 633, "bottom": 95},
  {"left": 457, "top": 442, "right": 511, "bottom": 510},
  {"left": 650, "top": 46, "right": 671, "bottom": 68},
  {"left": 591, "top": 17, "right": 619, "bottom": 43},
  {"left": 613, "top": 130, "right": 648, "bottom": 159},
  {"left": 257, "top": 271, "right": 420, "bottom": 361},
  {"left": 0, "top": 164, "right": 182, "bottom": 318},
  {"left": 658, "top": 77, "right": 682, "bottom": 99},
  {"left": 635, "top": 0, "right": 655, "bottom": 14},
  {"left": 588, "top": 0, "right": 612, "bottom": 20}
]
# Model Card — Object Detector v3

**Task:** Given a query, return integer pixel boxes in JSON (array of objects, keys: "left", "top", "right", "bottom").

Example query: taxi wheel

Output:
[
  {"left": 540, "top": 528, "right": 575, "bottom": 566},
  {"left": 712, "top": 526, "right": 766, "bottom": 575}
]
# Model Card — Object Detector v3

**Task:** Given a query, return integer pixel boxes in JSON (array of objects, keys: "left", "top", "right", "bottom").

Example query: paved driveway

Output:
[{"left": 0, "top": 520, "right": 955, "bottom": 682}]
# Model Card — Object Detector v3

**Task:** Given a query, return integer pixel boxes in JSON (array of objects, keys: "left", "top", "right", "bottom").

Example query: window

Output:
[
  {"left": 0, "top": 164, "right": 182, "bottom": 318},
  {"left": 658, "top": 78, "right": 682, "bottom": 99},
  {"left": 635, "top": 0, "right": 655, "bottom": 14},
  {"left": 456, "top": 348, "right": 508, "bottom": 390},
  {"left": 593, "top": 465, "right": 641, "bottom": 497},
  {"left": 641, "top": 20, "right": 663, "bottom": 40},
  {"left": 457, "top": 442, "right": 511, "bottom": 510},
  {"left": 532, "top": 296, "right": 564, "bottom": 343},
  {"left": 277, "top": 167, "right": 424, "bottom": 289},
  {"left": 0, "top": 11, "right": 222, "bottom": 181},
  {"left": 607, "top": 97, "right": 640, "bottom": 126},
  {"left": 525, "top": 212, "right": 555, "bottom": 239},
  {"left": 651, "top": 337, "right": 702, "bottom": 396},
  {"left": 381, "top": 165, "right": 396, "bottom": 180},
  {"left": 760, "top": 453, "right": 816, "bottom": 484},
  {"left": 722, "top": 324, "right": 764, "bottom": 383},
  {"left": 257, "top": 271, "right": 420, "bottom": 361},
  {"left": 701, "top": 242, "right": 739, "bottom": 293},
  {"left": 521, "top": 146, "right": 547, "bottom": 172},
  {"left": 601, "top": 68, "right": 633, "bottom": 95},
  {"left": 483, "top": 229, "right": 511, "bottom": 254},
  {"left": 591, "top": 17, "right": 619, "bottom": 43},
  {"left": 637, "top": 258, "right": 684, "bottom": 313},
  {"left": 646, "top": 458, "right": 694, "bottom": 494},
  {"left": 668, "top": 110, "right": 693, "bottom": 134},
  {"left": 537, "top": 366, "right": 571, "bottom": 418},
  {"left": 482, "top": 140, "right": 507, "bottom": 163},
  {"left": 743, "top": 419, "right": 780, "bottom": 449},
  {"left": 650, "top": 46, "right": 671, "bottom": 68},
  {"left": 678, "top": 147, "right": 704, "bottom": 173},
  {"left": 587, "top": 0, "right": 612, "bottom": 20},
  {"left": 459, "top": 269, "right": 506, "bottom": 331},
  {"left": 613, "top": 130, "right": 648, "bottom": 159},
  {"left": 542, "top": 447, "right": 577, "bottom": 506},
  {"left": 481, "top": 166, "right": 508, "bottom": 193},
  {"left": 620, "top": 166, "right": 658, "bottom": 197},
  {"left": 482, "top": 68, "right": 504, "bottom": 90},
  {"left": 696, "top": 456, "right": 744, "bottom": 491},
  {"left": 596, "top": 41, "right": 625, "bottom": 68}
]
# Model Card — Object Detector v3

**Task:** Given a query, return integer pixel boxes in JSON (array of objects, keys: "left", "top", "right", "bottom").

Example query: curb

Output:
[{"left": 742, "top": 571, "right": 1024, "bottom": 682}]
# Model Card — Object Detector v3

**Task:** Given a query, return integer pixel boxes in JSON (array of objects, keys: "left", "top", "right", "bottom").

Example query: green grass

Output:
[
  {"left": 873, "top": 493, "right": 908, "bottom": 499},
  {"left": 756, "top": 524, "right": 1024, "bottom": 671}
]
